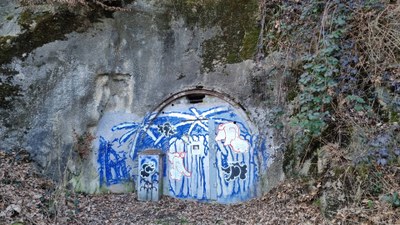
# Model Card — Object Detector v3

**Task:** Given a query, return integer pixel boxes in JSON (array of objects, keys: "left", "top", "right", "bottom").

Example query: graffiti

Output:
[
  {"left": 109, "top": 107, "right": 236, "bottom": 160},
  {"left": 157, "top": 107, "right": 234, "bottom": 135},
  {"left": 168, "top": 136, "right": 209, "bottom": 199},
  {"left": 168, "top": 151, "right": 191, "bottom": 180},
  {"left": 140, "top": 178, "right": 158, "bottom": 191},
  {"left": 221, "top": 162, "right": 248, "bottom": 182},
  {"left": 157, "top": 122, "right": 176, "bottom": 137},
  {"left": 140, "top": 162, "right": 156, "bottom": 178},
  {"left": 98, "top": 103, "right": 267, "bottom": 203},
  {"left": 138, "top": 154, "right": 161, "bottom": 201},
  {"left": 98, "top": 137, "right": 131, "bottom": 186},
  {"left": 215, "top": 122, "right": 250, "bottom": 153},
  {"left": 191, "top": 144, "right": 201, "bottom": 155},
  {"left": 111, "top": 113, "right": 156, "bottom": 159}
]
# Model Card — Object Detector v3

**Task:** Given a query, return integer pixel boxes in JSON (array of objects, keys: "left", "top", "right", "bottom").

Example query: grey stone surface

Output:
[
  {"left": 0, "top": 1, "right": 287, "bottom": 196},
  {"left": 0, "top": 1, "right": 22, "bottom": 36}
]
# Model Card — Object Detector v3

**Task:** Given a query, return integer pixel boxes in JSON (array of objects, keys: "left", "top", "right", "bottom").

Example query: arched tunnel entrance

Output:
[
  {"left": 97, "top": 89, "right": 265, "bottom": 204},
  {"left": 137, "top": 89, "right": 259, "bottom": 203}
]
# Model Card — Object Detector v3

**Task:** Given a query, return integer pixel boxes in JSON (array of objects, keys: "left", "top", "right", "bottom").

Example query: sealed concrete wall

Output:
[{"left": 96, "top": 92, "right": 269, "bottom": 203}]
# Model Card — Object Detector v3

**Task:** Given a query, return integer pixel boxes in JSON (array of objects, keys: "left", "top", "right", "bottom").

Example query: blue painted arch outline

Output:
[
  {"left": 150, "top": 90, "right": 261, "bottom": 203},
  {"left": 148, "top": 88, "right": 257, "bottom": 133},
  {"left": 97, "top": 88, "right": 270, "bottom": 203}
]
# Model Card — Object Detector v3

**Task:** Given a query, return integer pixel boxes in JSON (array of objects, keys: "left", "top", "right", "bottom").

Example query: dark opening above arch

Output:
[{"left": 151, "top": 88, "right": 248, "bottom": 118}]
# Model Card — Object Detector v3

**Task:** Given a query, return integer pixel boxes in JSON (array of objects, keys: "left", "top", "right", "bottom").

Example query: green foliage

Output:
[
  {"left": 383, "top": 192, "right": 400, "bottom": 208},
  {"left": 268, "top": 0, "right": 399, "bottom": 176},
  {"left": 368, "top": 171, "right": 383, "bottom": 196},
  {"left": 345, "top": 95, "right": 371, "bottom": 112},
  {"left": 266, "top": 0, "right": 399, "bottom": 175},
  {"left": 291, "top": 3, "right": 346, "bottom": 142}
]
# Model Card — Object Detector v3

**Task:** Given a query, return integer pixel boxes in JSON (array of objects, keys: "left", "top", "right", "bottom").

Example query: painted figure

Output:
[
  {"left": 168, "top": 152, "right": 191, "bottom": 180},
  {"left": 215, "top": 122, "right": 250, "bottom": 153},
  {"left": 140, "top": 162, "right": 156, "bottom": 178},
  {"left": 158, "top": 122, "right": 176, "bottom": 137},
  {"left": 140, "top": 178, "right": 158, "bottom": 191},
  {"left": 222, "top": 162, "right": 247, "bottom": 182}
]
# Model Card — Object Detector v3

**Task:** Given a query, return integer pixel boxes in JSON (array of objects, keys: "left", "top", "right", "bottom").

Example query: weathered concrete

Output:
[{"left": 0, "top": 0, "right": 288, "bottom": 202}]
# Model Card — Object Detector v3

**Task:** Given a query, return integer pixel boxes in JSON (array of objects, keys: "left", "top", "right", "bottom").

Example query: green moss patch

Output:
[
  {"left": 0, "top": 82, "right": 21, "bottom": 109},
  {"left": 0, "top": 7, "right": 112, "bottom": 108},
  {"left": 167, "top": 0, "right": 259, "bottom": 71},
  {"left": 240, "top": 27, "right": 259, "bottom": 59},
  {"left": 0, "top": 10, "right": 88, "bottom": 65},
  {"left": 390, "top": 110, "right": 399, "bottom": 123},
  {"left": 0, "top": 3, "right": 116, "bottom": 66}
]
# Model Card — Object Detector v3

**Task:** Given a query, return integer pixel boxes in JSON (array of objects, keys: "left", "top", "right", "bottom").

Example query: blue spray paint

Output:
[
  {"left": 139, "top": 156, "right": 159, "bottom": 191},
  {"left": 98, "top": 104, "right": 270, "bottom": 203},
  {"left": 98, "top": 137, "right": 131, "bottom": 186}
]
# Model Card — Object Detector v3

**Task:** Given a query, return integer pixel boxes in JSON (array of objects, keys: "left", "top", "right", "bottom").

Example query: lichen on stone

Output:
[
  {"left": 0, "top": 82, "right": 21, "bottom": 109},
  {"left": 0, "top": 5, "right": 113, "bottom": 66},
  {"left": 166, "top": 0, "right": 259, "bottom": 72}
]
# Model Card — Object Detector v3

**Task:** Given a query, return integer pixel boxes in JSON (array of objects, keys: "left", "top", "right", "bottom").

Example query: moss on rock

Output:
[
  {"left": 167, "top": 0, "right": 259, "bottom": 71},
  {"left": 0, "top": 6, "right": 113, "bottom": 109},
  {"left": 0, "top": 82, "right": 21, "bottom": 109},
  {"left": 0, "top": 3, "right": 116, "bottom": 66},
  {"left": 283, "top": 141, "right": 296, "bottom": 174},
  {"left": 390, "top": 110, "right": 399, "bottom": 123},
  {"left": 240, "top": 27, "right": 259, "bottom": 59},
  {"left": 0, "top": 10, "right": 88, "bottom": 65}
]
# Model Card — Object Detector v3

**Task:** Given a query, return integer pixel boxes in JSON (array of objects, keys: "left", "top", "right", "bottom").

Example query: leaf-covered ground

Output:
[{"left": 1, "top": 151, "right": 399, "bottom": 225}]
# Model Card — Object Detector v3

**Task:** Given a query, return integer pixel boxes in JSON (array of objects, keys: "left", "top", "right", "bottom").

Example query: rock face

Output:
[{"left": 0, "top": 0, "right": 288, "bottom": 203}]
